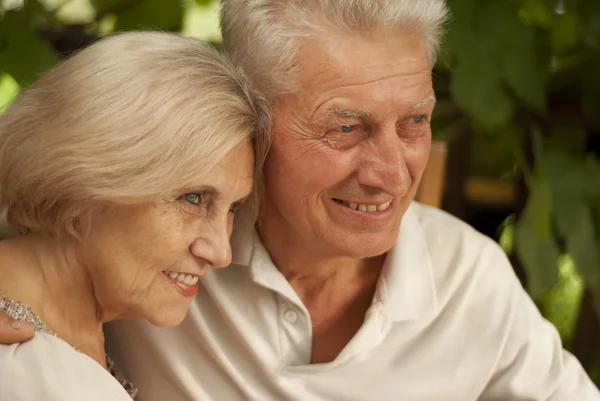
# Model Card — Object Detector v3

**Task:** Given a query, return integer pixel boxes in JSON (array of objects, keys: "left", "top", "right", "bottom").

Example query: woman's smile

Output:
[{"left": 162, "top": 270, "right": 205, "bottom": 297}]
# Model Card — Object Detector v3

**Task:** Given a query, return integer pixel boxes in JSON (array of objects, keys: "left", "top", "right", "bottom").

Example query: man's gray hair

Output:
[{"left": 220, "top": 0, "right": 449, "bottom": 102}]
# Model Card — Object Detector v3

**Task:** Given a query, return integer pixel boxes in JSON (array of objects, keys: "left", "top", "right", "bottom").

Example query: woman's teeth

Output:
[
  {"left": 164, "top": 271, "right": 199, "bottom": 285},
  {"left": 337, "top": 200, "right": 392, "bottom": 212}
]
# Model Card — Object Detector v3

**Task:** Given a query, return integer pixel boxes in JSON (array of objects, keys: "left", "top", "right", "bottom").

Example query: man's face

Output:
[{"left": 261, "top": 31, "right": 434, "bottom": 259}]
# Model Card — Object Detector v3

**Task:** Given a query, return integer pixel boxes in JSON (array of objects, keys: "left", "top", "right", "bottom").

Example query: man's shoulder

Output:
[{"left": 407, "top": 202, "right": 514, "bottom": 303}]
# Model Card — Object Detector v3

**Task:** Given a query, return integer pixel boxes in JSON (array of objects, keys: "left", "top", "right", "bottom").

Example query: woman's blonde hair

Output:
[{"left": 0, "top": 31, "right": 270, "bottom": 237}]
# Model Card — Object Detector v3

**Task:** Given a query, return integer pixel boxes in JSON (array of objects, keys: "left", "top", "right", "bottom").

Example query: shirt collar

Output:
[
  {"left": 230, "top": 202, "right": 438, "bottom": 321},
  {"left": 230, "top": 218, "right": 255, "bottom": 268},
  {"left": 230, "top": 219, "right": 304, "bottom": 304},
  {"left": 376, "top": 203, "right": 438, "bottom": 322}
]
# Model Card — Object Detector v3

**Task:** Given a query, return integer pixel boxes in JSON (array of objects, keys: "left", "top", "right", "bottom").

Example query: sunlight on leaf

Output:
[
  {"left": 181, "top": 0, "right": 221, "bottom": 42},
  {"left": 540, "top": 254, "right": 584, "bottom": 344},
  {"left": 0, "top": 73, "right": 20, "bottom": 112},
  {"left": 515, "top": 173, "right": 560, "bottom": 298}
]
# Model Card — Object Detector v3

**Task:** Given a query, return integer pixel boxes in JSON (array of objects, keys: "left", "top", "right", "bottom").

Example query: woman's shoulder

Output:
[{"left": 0, "top": 332, "right": 132, "bottom": 401}]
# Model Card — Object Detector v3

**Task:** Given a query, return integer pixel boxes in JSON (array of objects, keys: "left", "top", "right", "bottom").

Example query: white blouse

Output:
[{"left": 0, "top": 331, "right": 133, "bottom": 401}]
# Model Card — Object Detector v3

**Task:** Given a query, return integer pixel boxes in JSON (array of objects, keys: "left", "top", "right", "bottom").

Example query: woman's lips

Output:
[{"left": 162, "top": 270, "right": 201, "bottom": 297}]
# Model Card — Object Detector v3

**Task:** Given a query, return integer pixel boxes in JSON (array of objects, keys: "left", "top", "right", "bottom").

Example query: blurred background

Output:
[{"left": 1, "top": 0, "right": 599, "bottom": 384}]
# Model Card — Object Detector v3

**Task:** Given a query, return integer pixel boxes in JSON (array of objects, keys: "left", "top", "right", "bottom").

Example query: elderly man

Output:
[{"left": 2, "top": 0, "right": 599, "bottom": 399}]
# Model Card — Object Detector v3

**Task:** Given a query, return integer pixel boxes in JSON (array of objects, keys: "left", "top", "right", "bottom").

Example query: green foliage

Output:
[
  {"left": 539, "top": 254, "right": 585, "bottom": 345},
  {"left": 443, "top": 0, "right": 548, "bottom": 130},
  {"left": 92, "top": 0, "right": 138, "bottom": 14},
  {"left": 0, "top": 7, "right": 57, "bottom": 86},
  {"left": 113, "top": 0, "right": 184, "bottom": 31},
  {"left": 501, "top": 218, "right": 585, "bottom": 344},
  {"left": 194, "top": 0, "right": 212, "bottom": 7},
  {"left": 0, "top": 0, "right": 220, "bottom": 108},
  {"left": 0, "top": 73, "right": 19, "bottom": 111},
  {"left": 514, "top": 168, "right": 559, "bottom": 298},
  {"left": 442, "top": 0, "right": 600, "bottom": 317}
]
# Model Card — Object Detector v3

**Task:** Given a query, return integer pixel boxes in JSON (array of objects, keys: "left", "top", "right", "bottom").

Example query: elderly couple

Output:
[{"left": 0, "top": 0, "right": 598, "bottom": 400}]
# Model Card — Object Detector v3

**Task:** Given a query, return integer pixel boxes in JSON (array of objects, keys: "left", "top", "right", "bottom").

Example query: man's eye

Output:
[
  {"left": 337, "top": 125, "right": 355, "bottom": 133},
  {"left": 412, "top": 114, "right": 427, "bottom": 124},
  {"left": 180, "top": 193, "right": 204, "bottom": 205}
]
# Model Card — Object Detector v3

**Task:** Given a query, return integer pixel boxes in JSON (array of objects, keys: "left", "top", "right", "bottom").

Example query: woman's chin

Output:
[{"left": 143, "top": 303, "right": 192, "bottom": 327}]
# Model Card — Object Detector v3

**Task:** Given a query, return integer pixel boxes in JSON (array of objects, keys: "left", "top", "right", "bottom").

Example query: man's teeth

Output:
[
  {"left": 165, "top": 271, "right": 199, "bottom": 285},
  {"left": 341, "top": 200, "right": 392, "bottom": 212}
]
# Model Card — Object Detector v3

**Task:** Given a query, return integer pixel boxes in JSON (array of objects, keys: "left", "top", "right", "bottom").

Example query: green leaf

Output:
[
  {"left": 539, "top": 254, "right": 584, "bottom": 344},
  {"left": 0, "top": 10, "right": 57, "bottom": 86},
  {"left": 551, "top": 12, "right": 581, "bottom": 53},
  {"left": 450, "top": 60, "right": 514, "bottom": 131},
  {"left": 590, "top": 200, "right": 600, "bottom": 290},
  {"left": 479, "top": 1, "right": 547, "bottom": 112},
  {"left": 470, "top": 123, "right": 523, "bottom": 177},
  {"left": 501, "top": 29, "right": 547, "bottom": 112},
  {"left": 547, "top": 115, "right": 588, "bottom": 154},
  {"left": 588, "top": 197, "right": 600, "bottom": 313},
  {"left": 581, "top": 56, "right": 600, "bottom": 123},
  {"left": 91, "top": 0, "right": 138, "bottom": 14},
  {"left": 114, "top": 0, "right": 184, "bottom": 31},
  {"left": 519, "top": 0, "right": 555, "bottom": 28},
  {"left": 557, "top": 198, "right": 599, "bottom": 286},
  {"left": 580, "top": 0, "right": 600, "bottom": 49},
  {"left": 444, "top": 0, "right": 479, "bottom": 62},
  {"left": 0, "top": 73, "right": 20, "bottom": 112},
  {"left": 195, "top": 0, "right": 213, "bottom": 7},
  {"left": 540, "top": 149, "right": 600, "bottom": 289},
  {"left": 515, "top": 173, "right": 560, "bottom": 298},
  {"left": 446, "top": 0, "right": 546, "bottom": 129},
  {"left": 542, "top": 148, "right": 600, "bottom": 197},
  {"left": 181, "top": 0, "right": 222, "bottom": 42}
]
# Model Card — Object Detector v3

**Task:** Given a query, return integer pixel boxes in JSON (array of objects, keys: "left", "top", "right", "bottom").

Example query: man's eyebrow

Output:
[
  {"left": 316, "top": 108, "right": 372, "bottom": 125},
  {"left": 408, "top": 93, "right": 436, "bottom": 112}
]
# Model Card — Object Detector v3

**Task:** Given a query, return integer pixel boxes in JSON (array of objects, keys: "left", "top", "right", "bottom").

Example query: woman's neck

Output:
[{"left": 0, "top": 234, "right": 107, "bottom": 367}]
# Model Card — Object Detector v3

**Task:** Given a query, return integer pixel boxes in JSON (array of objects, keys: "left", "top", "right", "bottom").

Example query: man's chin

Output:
[{"left": 326, "top": 236, "right": 397, "bottom": 260}]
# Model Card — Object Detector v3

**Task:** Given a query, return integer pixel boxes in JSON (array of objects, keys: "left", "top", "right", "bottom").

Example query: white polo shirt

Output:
[{"left": 105, "top": 202, "right": 600, "bottom": 400}]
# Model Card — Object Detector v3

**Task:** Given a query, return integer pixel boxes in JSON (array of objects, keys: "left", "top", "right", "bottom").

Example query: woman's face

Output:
[{"left": 82, "top": 141, "right": 254, "bottom": 326}]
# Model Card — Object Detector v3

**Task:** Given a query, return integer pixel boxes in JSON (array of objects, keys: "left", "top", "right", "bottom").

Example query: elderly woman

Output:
[{"left": 0, "top": 31, "right": 267, "bottom": 400}]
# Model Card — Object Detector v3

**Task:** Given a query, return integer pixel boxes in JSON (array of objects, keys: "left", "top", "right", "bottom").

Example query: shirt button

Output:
[{"left": 284, "top": 309, "right": 298, "bottom": 323}]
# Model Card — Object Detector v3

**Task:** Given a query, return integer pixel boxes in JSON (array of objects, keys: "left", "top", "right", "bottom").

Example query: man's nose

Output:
[
  {"left": 356, "top": 128, "right": 411, "bottom": 197},
  {"left": 189, "top": 220, "right": 233, "bottom": 269}
]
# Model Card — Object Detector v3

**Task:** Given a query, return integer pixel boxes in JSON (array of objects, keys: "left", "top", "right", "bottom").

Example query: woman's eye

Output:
[{"left": 181, "top": 193, "right": 203, "bottom": 205}]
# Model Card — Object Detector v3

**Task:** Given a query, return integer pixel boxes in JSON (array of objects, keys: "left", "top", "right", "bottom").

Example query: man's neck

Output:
[
  {"left": 0, "top": 235, "right": 107, "bottom": 367},
  {"left": 257, "top": 221, "right": 386, "bottom": 364},
  {"left": 256, "top": 217, "right": 374, "bottom": 281}
]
